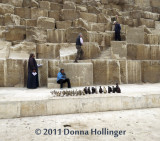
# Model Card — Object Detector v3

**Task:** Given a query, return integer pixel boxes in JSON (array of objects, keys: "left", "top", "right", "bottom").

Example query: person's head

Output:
[
  {"left": 60, "top": 68, "right": 64, "bottom": 74},
  {"left": 79, "top": 33, "right": 82, "bottom": 37},
  {"left": 113, "top": 21, "right": 117, "bottom": 24},
  {"left": 29, "top": 53, "right": 35, "bottom": 59}
]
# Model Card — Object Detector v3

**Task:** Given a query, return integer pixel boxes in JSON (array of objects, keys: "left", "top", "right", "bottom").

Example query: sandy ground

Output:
[
  {"left": 0, "top": 108, "right": 160, "bottom": 141},
  {"left": 0, "top": 83, "right": 160, "bottom": 102}
]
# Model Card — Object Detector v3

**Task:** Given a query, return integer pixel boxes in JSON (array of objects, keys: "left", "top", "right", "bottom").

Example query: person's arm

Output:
[
  {"left": 57, "top": 72, "right": 65, "bottom": 80},
  {"left": 80, "top": 37, "right": 83, "bottom": 45}
]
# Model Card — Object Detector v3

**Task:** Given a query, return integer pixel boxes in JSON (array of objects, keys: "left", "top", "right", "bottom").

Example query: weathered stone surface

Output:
[
  {"left": 39, "top": 1, "right": 51, "bottom": 10},
  {"left": 141, "top": 61, "right": 160, "bottom": 83},
  {"left": 135, "top": 0, "right": 151, "bottom": 7},
  {"left": 63, "top": 1, "right": 76, "bottom": 9},
  {"left": 127, "top": 60, "right": 141, "bottom": 83},
  {"left": 0, "top": 4, "right": 14, "bottom": 15},
  {"left": 140, "top": 18, "right": 155, "bottom": 28},
  {"left": 37, "top": 43, "right": 60, "bottom": 59},
  {"left": 66, "top": 27, "right": 88, "bottom": 43},
  {"left": 92, "top": 59, "right": 107, "bottom": 85},
  {"left": 31, "top": 8, "right": 48, "bottom": 19},
  {"left": 14, "top": 8, "right": 31, "bottom": 19},
  {"left": 37, "top": 17, "right": 55, "bottom": 29},
  {"left": 126, "top": 27, "right": 145, "bottom": 44},
  {"left": 26, "top": 19, "right": 37, "bottom": 27},
  {"left": 47, "top": 29, "right": 66, "bottom": 43},
  {"left": 50, "top": 2, "right": 63, "bottom": 10},
  {"left": 0, "top": 41, "right": 11, "bottom": 59},
  {"left": 76, "top": 5, "right": 87, "bottom": 12},
  {"left": 61, "top": 63, "right": 93, "bottom": 87},
  {"left": 26, "top": 27, "right": 47, "bottom": 43},
  {"left": 9, "top": 42, "right": 36, "bottom": 59},
  {"left": 147, "top": 34, "right": 159, "bottom": 45},
  {"left": 56, "top": 20, "right": 72, "bottom": 29},
  {"left": 36, "top": 59, "right": 48, "bottom": 87},
  {"left": 4, "top": 14, "right": 20, "bottom": 26},
  {"left": 4, "top": 26, "right": 26, "bottom": 41},
  {"left": 142, "top": 11, "right": 160, "bottom": 21},
  {"left": 150, "top": 45, "right": 160, "bottom": 60},
  {"left": 0, "top": 60, "right": 4, "bottom": 86},
  {"left": 151, "top": 0, "right": 160, "bottom": 8},
  {"left": 48, "top": 60, "right": 60, "bottom": 78},
  {"left": 4, "top": 59, "right": 25, "bottom": 87},
  {"left": 48, "top": 11, "right": 60, "bottom": 21},
  {"left": 79, "top": 12, "right": 97, "bottom": 22},
  {"left": 82, "top": 42, "right": 101, "bottom": 59},
  {"left": 23, "top": 0, "right": 39, "bottom": 7},
  {"left": 119, "top": 60, "right": 128, "bottom": 84},
  {"left": 2, "top": 0, "right": 23, "bottom": 7},
  {"left": 60, "top": 9, "right": 79, "bottom": 21},
  {"left": 111, "top": 41, "right": 127, "bottom": 59}
]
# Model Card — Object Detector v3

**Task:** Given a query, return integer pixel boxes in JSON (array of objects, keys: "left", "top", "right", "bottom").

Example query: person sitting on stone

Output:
[
  {"left": 57, "top": 69, "right": 71, "bottom": 89},
  {"left": 74, "top": 33, "right": 84, "bottom": 63},
  {"left": 114, "top": 21, "right": 121, "bottom": 41}
]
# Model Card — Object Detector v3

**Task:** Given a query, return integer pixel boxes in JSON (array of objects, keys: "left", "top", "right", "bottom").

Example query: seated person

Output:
[{"left": 57, "top": 69, "right": 71, "bottom": 89}]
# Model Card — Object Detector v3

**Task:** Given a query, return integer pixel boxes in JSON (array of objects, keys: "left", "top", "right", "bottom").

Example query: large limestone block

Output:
[
  {"left": 4, "top": 26, "right": 26, "bottom": 41},
  {"left": 111, "top": 41, "right": 127, "bottom": 59},
  {"left": 92, "top": 59, "right": 107, "bottom": 85},
  {"left": 37, "top": 43, "right": 60, "bottom": 59},
  {"left": 9, "top": 42, "right": 36, "bottom": 59},
  {"left": 66, "top": 27, "right": 88, "bottom": 43},
  {"left": 87, "top": 6, "right": 100, "bottom": 14},
  {"left": 0, "top": 15, "right": 4, "bottom": 26},
  {"left": 31, "top": 8, "right": 48, "bottom": 19},
  {"left": 48, "top": 60, "right": 60, "bottom": 78},
  {"left": 22, "top": 0, "right": 39, "bottom": 7},
  {"left": 60, "top": 9, "right": 79, "bottom": 21},
  {"left": 26, "top": 19, "right": 37, "bottom": 27},
  {"left": 0, "top": 102, "right": 20, "bottom": 119},
  {"left": 147, "top": 34, "right": 159, "bottom": 45},
  {"left": 14, "top": 8, "right": 31, "bottom": 19},
  {"left": 0, "top": 41, "right": 11, "bottom": 59},
  {"left": 127, "top": 44, "right": 150, "bottom": 60},
  {"left": 37, "top": 17, "right": 55, "bottom": 29},
  {"left": 106, "top": 60, "right": 121, "bottom": 84},
  {"left": 0, "top": 60, "right": 4, "bottom": 86},
  {"left": 76, "top": 5, "right": 87, "bottom": 12},
  {"left": 151, "top": 0, "right": 160, "bottom": 8},
  {"left": 150, "top": 45, "right": 160, "bottom": 60},
  {"left": 36, "top": 59, "right": 48, "bottom": 87},
  {"left": 26, "top": 27, "right": 47, "bottom": 43},
  {"left": 79, "top": 12, "right": 97, "bottom": 23},
  {"left": 0, "top": 4, "right": 14, "bottom": 15},
  {"left": 56, "top": 20, "right": 72, "bottom": 29},
  {"left": 20, "top": 101, "right": 47, "bottom": 117},
  {"left": 142, "top": 12, "right": 160, "bottom": 21},
  {"left": 50, "top": 2, "right": 63, "bottom": 11},
  {"left": 135, "top": 0, "right": 151, "bottom": 7},
  {"left": 63, "top": 1, "right": 76, "bottom": 9},
  {"left": 4, "top": 59, "right": 25, "bottom": 87},
  {"left": 61, "top": 63, "right": 93, "bottom": 87},
  {"left": 2, "top": 0, "right": 23, "bottom": 7},
  {"left": 39, "top": 1, "right": 51, "bottom": 10},
  {"left": 48, "top": 11, "right": 60, "bottom": 21},
  {"left": 4, "top": 14, "right": 20, "bottom": 26},
  {"left": 82, "top": 42, "right": 101, "bottom": 59},
  {"left": 126, "top": 27, "right": 145, "bottom": 44},
  {"left": 47, "top": 29, "right": 66, "bottom": 43},
  {"left": 141, "top": 61, "right": 160, "bottom": 83},
  {"left": 88, "top": 31, "right": 111, "bottom": 47},
  {"left": 119, "top": 60, "right": 128, "bottom": 84},
  {"left": 140, "top": 18, "right": 155, "bottom": 28},
  {"left": 127, "top": 60, "right": 141, "bottom": 83}
]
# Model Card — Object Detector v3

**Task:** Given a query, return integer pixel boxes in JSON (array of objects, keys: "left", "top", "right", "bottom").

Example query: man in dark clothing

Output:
[
  {"left": 114, "top": 21, "right": 121, "bottom": 41},
  {"left": 57, "top": 69, "right": 71, "bottom": 89},
  {"left": 74, "top": 33, "right": 84, "bottom": 63},
  {"left": 27, "top": 53, "right": 39, "bottom": 89}
]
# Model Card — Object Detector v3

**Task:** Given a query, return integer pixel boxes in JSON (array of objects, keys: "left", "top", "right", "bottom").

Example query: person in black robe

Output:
[
  {"left": 114, "top": 21, "right": 121, "bottom": 41},
  {"left": 27, "top": 53, "right": 39, "bottom": 89}
]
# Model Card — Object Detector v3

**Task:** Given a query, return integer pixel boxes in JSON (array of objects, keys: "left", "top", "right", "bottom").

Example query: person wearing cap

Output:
[
  {"left": 74, "top": 33, "right": 84, "bottom": 63},
  {"left": 57, "top": 69, "right": 71, "bottom": 89},
  {"left": 114, "top": 21, "right": 121, "bottom": 41}
]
